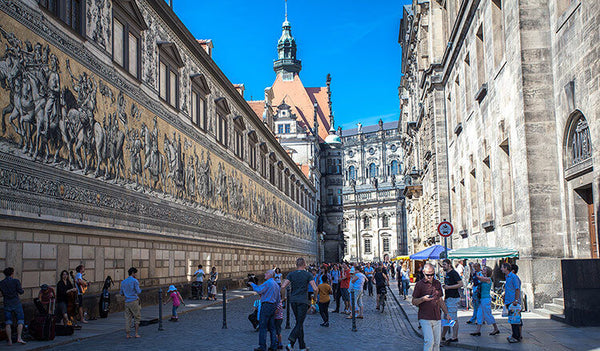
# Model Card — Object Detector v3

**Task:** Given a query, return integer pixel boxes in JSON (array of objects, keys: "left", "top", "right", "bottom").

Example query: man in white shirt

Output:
[
  {"left": 347, "top": 267, "right": 367, "bottom": 319},
  {"left": 192, "top": 264, "right": 205, "bottom": 299}
]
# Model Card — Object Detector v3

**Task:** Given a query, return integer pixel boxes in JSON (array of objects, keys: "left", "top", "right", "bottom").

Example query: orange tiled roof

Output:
[
  {"left": 247, "top": 100, "right": 265, "bottom": 120},
  {"left": 299, "top": 163, "right": 311, "bottom": 178},
  {"left": 270, "top": 74, "right": 331, "bottom": 142}
]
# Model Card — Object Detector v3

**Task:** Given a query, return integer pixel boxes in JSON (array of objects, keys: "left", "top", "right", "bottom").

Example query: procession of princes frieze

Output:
[{"left": 0, "top": 21, "right": 313, "bottom": 240}]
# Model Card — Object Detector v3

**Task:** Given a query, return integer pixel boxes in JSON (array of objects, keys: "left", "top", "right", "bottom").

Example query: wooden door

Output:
[{"left": 588, "top": 203, "right": 599, "bottom": 258}]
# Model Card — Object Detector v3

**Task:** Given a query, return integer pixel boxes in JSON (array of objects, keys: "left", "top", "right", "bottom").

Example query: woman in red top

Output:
[{"left": 339, "top": 263, "right": 351, "bottom": 314}]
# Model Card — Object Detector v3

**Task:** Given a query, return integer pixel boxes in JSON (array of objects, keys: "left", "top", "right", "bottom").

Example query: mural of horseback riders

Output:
[{"left": 0, "top": 23, "right": 312, "bottom": 238}]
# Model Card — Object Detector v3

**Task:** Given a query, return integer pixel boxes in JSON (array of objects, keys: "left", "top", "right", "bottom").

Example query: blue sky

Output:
[{"left": 172, "top": 0, "right": 408, "bottom": 130}]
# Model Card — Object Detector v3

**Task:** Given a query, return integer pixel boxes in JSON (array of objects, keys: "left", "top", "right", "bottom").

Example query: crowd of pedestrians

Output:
[
  {"left": 248, "top": 258, "right": 396, "bottom": 351},
  {"left": 412, "top": 259, "right": 524, "bottom": 351},
  {"left": 0, "top": 256, "right": 523, "bottom": 350}
]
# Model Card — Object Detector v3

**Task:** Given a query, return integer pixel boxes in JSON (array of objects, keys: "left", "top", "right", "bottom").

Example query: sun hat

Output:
[{"left": 167, "top": 285, "right": 177, "bottom": 293}]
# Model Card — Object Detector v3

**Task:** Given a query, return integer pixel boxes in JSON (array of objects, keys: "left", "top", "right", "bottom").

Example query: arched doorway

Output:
[{"left": 564, "top": 110, "right": 599, "bottom": 258}]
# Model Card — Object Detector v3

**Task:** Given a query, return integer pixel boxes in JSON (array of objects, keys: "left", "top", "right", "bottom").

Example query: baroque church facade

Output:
[
  {"left": 0, "top": 0, "right": 317, "bottom": 307},
  {"left": 341, "top": 121, "right": 407, "bottom": 262},
  {"left": 399, "top": 0, "right": 600, "bottom": 308},
  {"left": 247, "top": 13, "right": 344, "bottom": 262}
]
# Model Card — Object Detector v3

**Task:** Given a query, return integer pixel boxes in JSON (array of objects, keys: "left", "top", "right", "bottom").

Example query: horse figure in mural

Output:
[
  {"left": 94, "top": 112, "right": 125, "bottom": 180},
  {"left": 65, "top": 59, "right": 98, "bottom": 174}
]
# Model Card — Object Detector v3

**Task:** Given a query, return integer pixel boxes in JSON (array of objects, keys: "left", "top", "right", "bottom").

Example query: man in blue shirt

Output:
[
  {"left": 364, "top": 263, "right": 375, "bottom": 296},
  {"left": 249, "top": 269, "right": 280, "bottom": 351},
  {"left": 0, "top": 267, "right": 26, "bottom": 345},
  {"left": 120, "top": 267, "right": 142, "bottom": 339},
  {"left": 502, "top": 263, "right": 522, "bottom": 343}
]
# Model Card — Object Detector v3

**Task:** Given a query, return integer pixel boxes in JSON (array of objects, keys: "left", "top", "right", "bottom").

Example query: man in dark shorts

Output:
[
  {"left": 281, "top": 258, "right": 318, "bottom": 351},
  {"left": 0, "top": 267, "right": 26, "bottom": 345},
  {"left": 339, "top": 263, "right": 351, "bottom": 314},
  {"left": 441, "top": 259, "right": 462, "bottom": 344},
  {"left": 374, "top": 267, "right": 388, "bottom": 310}
]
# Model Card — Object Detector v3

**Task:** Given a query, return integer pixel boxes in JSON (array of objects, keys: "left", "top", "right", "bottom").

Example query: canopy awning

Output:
[
  {"left": 410, "top": 245, "right": 449, "bottom": 260},
  {"left": 391, "top": 256, "right": 410, "bottom": 261},
  {"left": 447, "top": 246, "right": 519, "bottom": 259}
]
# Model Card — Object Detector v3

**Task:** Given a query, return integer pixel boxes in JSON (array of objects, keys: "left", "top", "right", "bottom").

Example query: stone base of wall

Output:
[{"left": 0, "top": 217, "right": 313, "bottom": 318}]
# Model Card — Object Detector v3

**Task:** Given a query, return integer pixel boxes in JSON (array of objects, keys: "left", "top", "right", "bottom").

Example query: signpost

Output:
[{"left": 438, "top": 220, "right": 454, "bottom": 259}]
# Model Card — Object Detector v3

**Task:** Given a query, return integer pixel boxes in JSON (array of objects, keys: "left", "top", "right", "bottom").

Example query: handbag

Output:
[{"left": 508, "top": 304, "right": 522, "bottom": 324}]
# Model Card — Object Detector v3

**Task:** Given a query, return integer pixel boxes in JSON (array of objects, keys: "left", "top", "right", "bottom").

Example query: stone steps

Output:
[{"left": 533, "top": 297, "right": 565, "bottom": 323}]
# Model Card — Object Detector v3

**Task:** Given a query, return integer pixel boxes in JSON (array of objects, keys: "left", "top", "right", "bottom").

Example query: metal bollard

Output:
[
  {"left": 222, "top": 287, "right": 227, "bottom": 329},
  {"left": 158, "top": 287, "right": 164, "bottom": 331},
  {"left": 351, "top": 289, "right": 357, "bottom": 332},
  {"left": 285, "top": 286, "right": 291, "bottom": 329}
]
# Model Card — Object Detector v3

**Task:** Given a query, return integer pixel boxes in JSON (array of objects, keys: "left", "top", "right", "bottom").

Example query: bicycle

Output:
[
  {"left": 490, "top": 281, "right": 506, "bottom": 311},
  {"left": 376, "top": 285, "right": 387, "bottom": 313}
]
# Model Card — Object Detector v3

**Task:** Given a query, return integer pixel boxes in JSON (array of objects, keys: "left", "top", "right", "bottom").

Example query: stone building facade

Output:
[
  {"left": 0, "top": 0, "right": 317, "bottom": 306},
  {"left": 247, "top": 14, "right": 344, "bottom": 262},
  {"left": 399, "top": 0, "right": 600, "bottom": 308},
  {"left": 341, "top": 121, "right": 407, "bottom": 262}
]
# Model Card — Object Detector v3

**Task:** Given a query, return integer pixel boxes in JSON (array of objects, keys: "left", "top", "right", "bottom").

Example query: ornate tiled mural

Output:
[{"left": 0, "top": 2, "right": 315, "bottom": 252}]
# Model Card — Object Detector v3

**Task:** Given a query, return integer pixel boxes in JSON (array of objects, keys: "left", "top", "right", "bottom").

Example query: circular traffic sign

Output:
[{"left": 438, "top": 221, "right": 454, "bottom": 237}]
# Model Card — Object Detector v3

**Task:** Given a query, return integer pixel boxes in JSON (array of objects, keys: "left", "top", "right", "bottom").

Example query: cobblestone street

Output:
[{"left": 47, "top": 290, "right": 423, "bottom": 351}]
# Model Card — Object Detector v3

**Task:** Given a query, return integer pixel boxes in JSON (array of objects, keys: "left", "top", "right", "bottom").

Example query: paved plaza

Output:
[{"left": 41, "top": 289, "right": 422, "bottom": 351}]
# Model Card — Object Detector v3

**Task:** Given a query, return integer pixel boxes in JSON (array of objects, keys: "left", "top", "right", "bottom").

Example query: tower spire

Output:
[{"left": 274, "top": 0, "right": 302, "bottom": 77}]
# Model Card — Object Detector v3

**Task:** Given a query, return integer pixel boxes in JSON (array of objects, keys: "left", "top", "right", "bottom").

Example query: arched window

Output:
[
  {"left": 348, "top": 165, "right": 356, "bottom": 180},
  {"left": 368, "top": 163, "right": 378, "bottom": 178},
  {"left": 565, "top": 110, "right": 592, "bottom": 169},
  {"left": 390, "top": 160, "right": 399, "bottom": 175}
]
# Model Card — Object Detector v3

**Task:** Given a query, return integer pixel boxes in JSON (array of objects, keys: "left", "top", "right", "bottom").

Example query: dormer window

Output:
[
  {"left": 158, "top": 42, "right": 184, "bottom": 109},
  {"left": 113, "top": 0, "right": 147, "bottom": 80}
]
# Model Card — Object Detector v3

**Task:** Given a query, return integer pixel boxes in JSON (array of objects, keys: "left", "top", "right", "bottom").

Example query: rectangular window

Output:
[
  {"left": 364, "top": 239, "right": 371, "bottom": 254},
  {"left": 113, "top": 19, "right": 124, "bottom": 66},
  {"left": 128, "top": 33, "right": 138, "bottom": 77},
  {"left": 40, "top": 0, "right": 84, "bottom": 35},
  {"left": 285, "top": 124, "right": 291, "bottom": 133},
  {"left": 217, "top": 113, "right": 228, "bottom": 146},
  {"left": 500, "top": 140, "right": 514, "bottom": 216},
  {"left": 464, "top": 54, "right": 471, "bottom": 108},
  {"left": 261, "top": 154, "right": 267, "bottom": 178},
  {"left": 199, "top": 97, "right": 206, "bottom": 130},
  {"left": 383, "top": 238, "right": 390, "bottom": 252},
  {"left": 491, "top": 0, "right": 505, "bottom": 68},
  {"left": 470, "top": 169, "right": 479, "bottom": 228},
  {"left": 191, "top": 91, "right": 198, "bottom": 125},
  {"left": 249, "top": 143, "right": 257, "bottom": 170},
  {"left": 169, "top": 70, "right": 177, "bottom": 107},
  {"left": 234, "top": 129, "right": 243, "bottom": 159},
  {"left": 278, "top": 125, "right": 284, "bottom": 134},
  {"left": 159, "top": 62, "right": 167, "bottom": 100},
  {"left": 476, "top": 25, "right": 486, "bottom": 88}
]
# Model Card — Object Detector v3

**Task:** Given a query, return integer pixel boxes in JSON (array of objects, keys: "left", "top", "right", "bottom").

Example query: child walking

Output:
[
  {"left": 164, "top": 285, "right": 184, "bottom": 321},
  {"left": 274, "top": 298, "right": 284, "bottom": 349},
  {"left": 317, "top": 275, "right": 333, "bottom": 327}
]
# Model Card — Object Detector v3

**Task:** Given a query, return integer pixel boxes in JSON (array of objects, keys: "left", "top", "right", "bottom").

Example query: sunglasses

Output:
[{"left": 424, "top": 273, "right": 435, "bottom": 277}]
